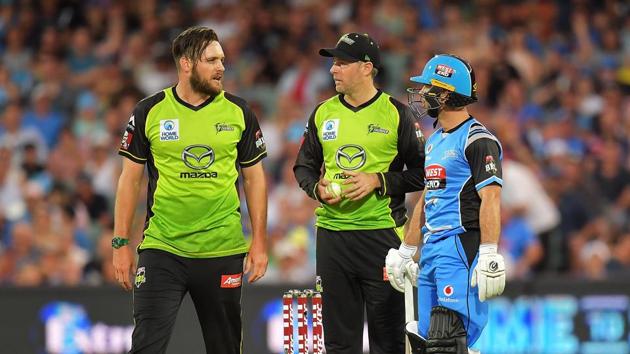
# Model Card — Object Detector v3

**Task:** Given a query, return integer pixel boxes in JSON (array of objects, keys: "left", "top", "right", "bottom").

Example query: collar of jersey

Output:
[
  {"left": 338, "top": 89, "right": 382, "bottom": 112},
  {"left": 442, "top": 115, "right": 474, "bottom": 134},
  {"left": 171, "top": 86, "right": 219, "bottom": 111}
]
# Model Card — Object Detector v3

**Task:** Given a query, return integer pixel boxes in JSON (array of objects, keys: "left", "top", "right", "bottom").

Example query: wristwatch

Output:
[{"left": 112, "top": 236, "right": 130, "bottom": 249}]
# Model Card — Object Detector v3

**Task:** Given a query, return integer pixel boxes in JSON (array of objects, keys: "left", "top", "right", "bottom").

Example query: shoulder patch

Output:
[{"left": 466, "top": 122, "right": 498, "bottom": 149}]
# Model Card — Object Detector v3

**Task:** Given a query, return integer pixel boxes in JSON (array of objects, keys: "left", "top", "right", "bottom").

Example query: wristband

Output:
[
  {"left": 399, "top": 242, "right": 417, "bottom": 258},
  {"left": 112, "top": 236, "right": 129, "bottom": 249},
  {"left": 479, "top": 243, "right": 497, "bottom": 255}
]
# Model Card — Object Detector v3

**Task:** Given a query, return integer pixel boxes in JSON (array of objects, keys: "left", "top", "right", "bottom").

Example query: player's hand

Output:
[
  {"left": 317, "top": 178, "right": 342, "bottom": 205},
  {"left": 113, "top": 246, "right": 135, "bottom": 291},
  {"left": 404, "top": 261, "right": 419, "bottom": 287},
  {"left": 341, "top": 171, "right": 381, "bottom": 201},
  {"left": 244, "top": 238, "right": 268, "bottom": 283},
  {"left": 471, "top": 244, "right": 506, "bottom": 301},
  {"left": 385, "top": 242, "right": 417, "bottom": 292}
]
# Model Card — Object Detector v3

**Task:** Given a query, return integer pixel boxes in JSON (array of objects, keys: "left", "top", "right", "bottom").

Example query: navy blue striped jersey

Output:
[{"left": 422, "top": 116, "right": 502, "bottom": 243}]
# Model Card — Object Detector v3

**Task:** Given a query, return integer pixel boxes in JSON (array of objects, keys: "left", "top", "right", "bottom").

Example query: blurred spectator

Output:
[
  {"left": 2, "top": 27, "right": 32, "bottom": 91},
  {"left": 610, "top": 234, "right": 630, "bottom": 274},
  {"left": 277, "top": 54, "right": 329, "bottom": 109},
  {"left": 135, "top": 50, "right": 177, "bottom": 95},
  {"left": 0, "top": 101, "right": 48, "bottom": 164},
  {"left": 67, "top": 27, "right": 98, "bottom": 74},
  {"left": 72, "top": 91, "right": 108, "bottom": 145},
  {"left": 501, "top": 158, "right": 561, "bottom": 271},
  {"left": 0, "top": 147, "right": 26, "bottom": 222},
  {"left": 593, "top": 140, "right": 630, "bottom": 207},
  {"left": 75, "top": 173, "right": 110, "bottom": 227},
  {"left": 21, "top": 143, "right": 50, "bottom": 190},
  {"left": 84, "top": 136, "right": 119, "bottom": 200},
  {"left": 84, "top": 229, "right": 118, "bottom": 286},
  {"left": 21, "top": 84, "right": 65, "bottom": 148},
  {"left": 579, "top": 239, "right": 611, "bottom": 280},
  {"left": 0, "top": 222, "right": 40, "bottom": 285},
  {"left": 47, "top": 128, "right": 85, "bottom": 184},
  {"left": 483, "top": 40, "right": 520, "bottom": 108},
  {"left": 500, "top": 207, "right": 543, "bottom": 280},
  {"left": 0, "top": 64, "right": 19, "bottom": 108}
]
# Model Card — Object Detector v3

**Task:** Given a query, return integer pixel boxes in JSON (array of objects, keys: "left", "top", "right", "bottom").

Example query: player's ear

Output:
[
  {"left": 363, "top": 61, "right": 374, "bottom": 77},
  {"left": 179, "top": 56, "right": 192, "bottom": 72}
]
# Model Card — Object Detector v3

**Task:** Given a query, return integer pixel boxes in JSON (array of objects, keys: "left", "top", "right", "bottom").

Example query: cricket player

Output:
[
  {"left": 113, "top": 26, "right": 268, "bottom": 353},
  {"left": 386, "top": 54, "right": 506, "bottom": 354},
  {"left": 294, "top": 33, "right": 425, "bottom": 353}
]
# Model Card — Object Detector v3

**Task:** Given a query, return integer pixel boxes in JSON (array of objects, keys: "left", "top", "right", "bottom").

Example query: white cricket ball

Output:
[{"left": 326, "top": 182, "right": 343, "bottom": 198}]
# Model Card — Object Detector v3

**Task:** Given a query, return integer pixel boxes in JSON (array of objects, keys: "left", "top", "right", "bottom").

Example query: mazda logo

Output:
[
  {"left": 335, "top": 144, "right": 366, "bottom": 170},
  {"left": 182, "top": 145, "right": 215, "bottom": 170}
]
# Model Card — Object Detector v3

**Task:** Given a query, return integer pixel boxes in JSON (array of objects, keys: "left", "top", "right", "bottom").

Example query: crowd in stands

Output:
[{"left": 0, "top": 0, "right": 629, "bottom": 287}]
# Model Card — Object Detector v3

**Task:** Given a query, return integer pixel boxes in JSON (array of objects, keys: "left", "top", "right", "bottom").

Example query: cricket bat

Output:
[{"left": 404, "top": 274, "right": 414, "bottom": 354}]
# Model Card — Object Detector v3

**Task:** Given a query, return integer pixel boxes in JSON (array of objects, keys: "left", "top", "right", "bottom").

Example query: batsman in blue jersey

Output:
[{"left": 385, "top": 54, "right": 506, "bottom": 354}]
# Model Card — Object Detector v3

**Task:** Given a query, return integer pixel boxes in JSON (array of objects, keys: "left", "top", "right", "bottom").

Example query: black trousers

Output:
[
  {"left": 130, "top": 249, "right": 245, "bottom": 354},
  {"left": 316, "top": 227, "right": 405, "bottom": 354}
]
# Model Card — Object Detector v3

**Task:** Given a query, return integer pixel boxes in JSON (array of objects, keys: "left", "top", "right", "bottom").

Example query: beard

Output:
[{"left": 190, "top": 65, "right": 222, "bottom": 96}]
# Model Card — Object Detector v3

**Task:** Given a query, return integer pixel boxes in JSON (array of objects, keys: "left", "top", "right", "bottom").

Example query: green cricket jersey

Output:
[
  {"left": 118, "top": 87, "right": 267, "bottom": 258},
  {"left": 294, "top": 90, "right": 425, "bottom": 231}
]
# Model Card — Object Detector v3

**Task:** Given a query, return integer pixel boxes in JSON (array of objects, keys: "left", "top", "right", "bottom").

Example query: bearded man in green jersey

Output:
[
  {"left": 113, "top": 26, "right": 268, "bottom": 354},
  {"left": 294, "top": 32, "right": 425, "bottom": 354}
]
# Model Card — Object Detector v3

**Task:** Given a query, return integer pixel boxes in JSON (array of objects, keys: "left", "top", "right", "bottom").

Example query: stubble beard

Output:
[
  {"left": 334, "top": 80, "right": 350, "bottom": 96},
  {"left": 190, "top": 65, "right": 222, "bottom": 96}
]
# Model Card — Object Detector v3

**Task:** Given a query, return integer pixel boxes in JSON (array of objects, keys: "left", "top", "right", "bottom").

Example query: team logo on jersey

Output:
[
  {"left": 368, "top": 124, "right": 389, "bottom": 135},
  {"left": 215, "top": 122, "right": 234, "bottom": 133},
  {"left": 181, "top": 144, "right": 215, "bottom": 172},
  {"left": 120, "top": 115, "right": 135, "bottom": 150},
  {"left": 322, "top": 119, "right": 339, "bottom": 141},
  {"left": 439, "top": 284, "right": 458, "bottom": 303},
  {"left": 443, "top": 149, "right": 457, "bottom": 159},
  {"left": 485, "top": 155, "right": 497, "bottom": 174},
  {"left": 220, "top": 273, "right": 242, "bottom": 288},
  {"left": 126, "top": 115, "right": 136, "bottom": 131},
  {"left": 425, "top": 164, "right": 447, "bottom": 190},
  {"left": 160, "top": 119, "right": 179, "bottom": 141},
  {"left": 435, "top": 64, "right": 454, "bottom": 78},
  {"left": 443, "top": 285, "right": 454, "bottom": 297},
  {"left": 255, "top": 130, "right": 266, "bottom": 150},
  {"left": 135, "top": 267, "right": 146, "bottom": 288},
  {"left": 336, "top": 144, "right": 366, "bottom": 171},
  {"left": 120, "top": 130, "right": 133, "bottom": 150}
]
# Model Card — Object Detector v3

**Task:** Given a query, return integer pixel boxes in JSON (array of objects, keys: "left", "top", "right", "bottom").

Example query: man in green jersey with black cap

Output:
[
  {"left": 113, "top": 26, "right": 268, "bottom": 354},
  {"left": 294, "top": 32, "right": 425, "bottom": 354}
]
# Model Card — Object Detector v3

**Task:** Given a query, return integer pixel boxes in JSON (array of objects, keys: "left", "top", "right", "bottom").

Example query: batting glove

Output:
[
  {"left": 471, "top": 244, "right": 506, "bottom": 302},
  {"left": 385, "top": 242, "right": 417, "bottom": 292},
  {"left": 404, "top": 261, "right": 419, "bottom": 287}
]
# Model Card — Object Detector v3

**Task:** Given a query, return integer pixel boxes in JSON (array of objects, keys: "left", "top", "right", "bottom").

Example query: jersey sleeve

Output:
[
  {"left": 237, "top": 105, "right": 267, "bottom": 167},
  {"left": 293, "top": 104, "right": 325, "bottom": 202},
  {"left": 377, "top": 99, "right": 425, "bottom": 196},
  {"left": 465, "top": 126, "right": 503, "bottom": 190},
  {"left": 118, "top": 104, "right": 150, "bottom": 164}
]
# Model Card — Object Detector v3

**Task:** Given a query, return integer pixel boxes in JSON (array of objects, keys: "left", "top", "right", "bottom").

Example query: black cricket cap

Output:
[{"left": 319, "top": 33, "right": 381, "bottom": 69}]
